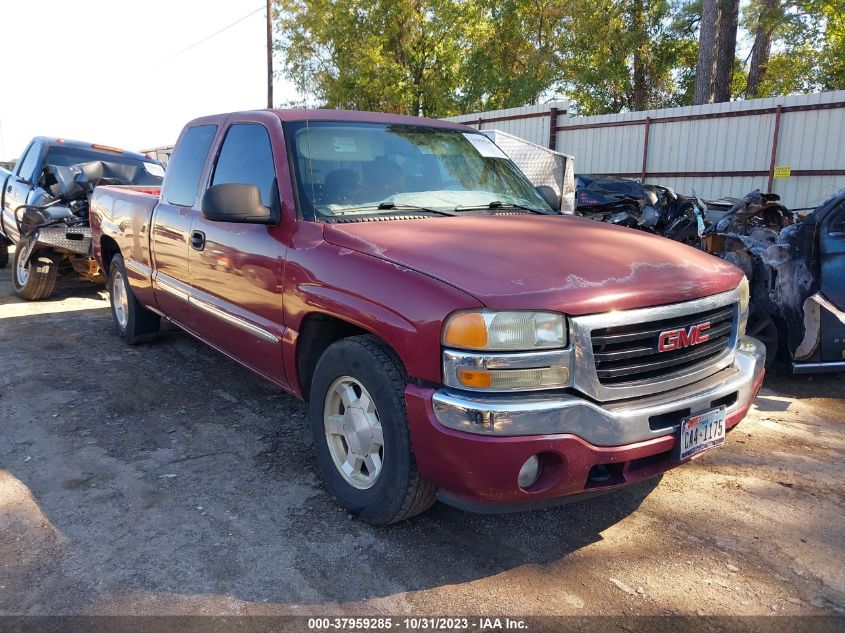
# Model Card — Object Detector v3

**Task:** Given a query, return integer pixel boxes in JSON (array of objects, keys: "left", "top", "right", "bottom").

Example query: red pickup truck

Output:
[{"left": 90, "top": 109, "right": 766, "bottom": 525}]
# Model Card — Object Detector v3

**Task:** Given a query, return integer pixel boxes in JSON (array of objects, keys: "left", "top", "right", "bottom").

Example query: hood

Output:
[{"left": 322, "top": 215, "right": 743, "bottom": 315}]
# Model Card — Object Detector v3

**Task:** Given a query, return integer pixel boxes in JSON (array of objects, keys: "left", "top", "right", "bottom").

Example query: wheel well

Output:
[
  {"left": 297, "top": 314, "right": 368, "bottom": 400},
  {"left": 100, "top": 236, "right": 120, "bottom": 274}
]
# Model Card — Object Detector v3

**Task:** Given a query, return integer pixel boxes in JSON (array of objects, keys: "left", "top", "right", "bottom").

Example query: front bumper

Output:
[{"left": 405, "top": 336, "right": 766, "bottom": 509}]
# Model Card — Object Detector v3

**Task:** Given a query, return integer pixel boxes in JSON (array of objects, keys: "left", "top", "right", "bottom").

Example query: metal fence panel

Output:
[
  {"left": 447, "top": 91, "right": 845, "bottom": 209},
  {"left": 448, "top": 102, "right": 567, "bottom": 147}
]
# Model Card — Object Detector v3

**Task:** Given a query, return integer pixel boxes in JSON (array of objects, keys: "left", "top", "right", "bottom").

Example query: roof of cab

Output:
[
  {"left": 272, "top": 109, "right": 472, "bottom": 130},
  {"left": 183, "top": 109, "right": 474, "bottom": 132},
  {"left": 34, "top": 136, "right": 154, "bottom": 162}
]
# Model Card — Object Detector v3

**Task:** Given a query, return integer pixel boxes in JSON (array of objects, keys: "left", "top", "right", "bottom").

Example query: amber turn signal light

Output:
[
  {"left": 456, "top": 368, "right": 493, "bottom": 388},
  {"left": 443, "top": 312, "right": 488, "bottom": 349}
]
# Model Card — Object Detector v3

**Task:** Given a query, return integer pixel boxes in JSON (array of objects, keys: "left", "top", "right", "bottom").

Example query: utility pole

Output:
[{"left": 266, "top": 0, "right": 274, "bottom": 109}]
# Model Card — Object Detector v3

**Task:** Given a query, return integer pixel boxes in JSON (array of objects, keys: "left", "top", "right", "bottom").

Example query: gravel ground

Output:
[{"left": 0, "top": 266, "right": 843, "bottom": 618}]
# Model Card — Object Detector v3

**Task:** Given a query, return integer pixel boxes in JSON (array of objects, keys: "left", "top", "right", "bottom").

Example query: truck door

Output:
[
  {"left": 1, "top": 140, "right": 41, "bottom": 244},
  {"left": 818, "top": 199, "right": 845, "bottom": 362},
  {"left": 188, "top": 117, "right": 289, "bottom": 387},
  {"left": 151, "top": 124, "right": 217, "bottom": 327}
]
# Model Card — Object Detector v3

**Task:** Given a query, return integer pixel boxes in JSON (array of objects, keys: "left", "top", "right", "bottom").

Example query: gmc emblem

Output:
[{"left": 657, "top": 322, "right": 711, "bottom": 352}]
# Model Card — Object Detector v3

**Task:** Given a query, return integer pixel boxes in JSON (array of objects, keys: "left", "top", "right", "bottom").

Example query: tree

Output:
[
  {"left": 693, "top": 0, "right": 719, "bottom": 103},
  {"left": 745, "top": 0, "right": 781, "bottom": 98},
  {"left": 737, "top": 0, "right": 845, "bottom": 98},
  {"left": 276, "top": 0, "right": 482, "bottom": 117},
  {"left": 275, "top": 0, "right": 844, "bottom": 116},
  {"left": 694, "top": 0, "right": 739, "bottom": 103},
  {"left": 713, "top": 0, "right": 740, "bottom": 102},
  {"left": 557, "top": 0, "right": 684, "bottom": 114},
  {"left": 457, "top": 0, "right": 564, "bottom": 112}
]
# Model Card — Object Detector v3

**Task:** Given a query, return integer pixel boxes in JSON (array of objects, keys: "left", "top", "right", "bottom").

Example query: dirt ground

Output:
[{"left": 1, "top": 265, "right": 843, "bottom": 620}]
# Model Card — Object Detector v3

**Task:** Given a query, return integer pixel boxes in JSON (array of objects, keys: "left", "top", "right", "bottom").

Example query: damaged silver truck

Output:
[
  {"left": 702, "top": 189, "right": 845, "bottom": 373},
  {"left": 0, "top": 137, "right": 164, "bottom": 299}
]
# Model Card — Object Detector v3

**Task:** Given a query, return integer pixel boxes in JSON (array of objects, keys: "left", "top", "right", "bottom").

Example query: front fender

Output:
[{"left": 282, "top": 230, "right": 483, "bottom": 396}]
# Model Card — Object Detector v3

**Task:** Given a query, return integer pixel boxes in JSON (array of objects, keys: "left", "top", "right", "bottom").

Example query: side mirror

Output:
[
  {"left": 536, "top": 185, "right": 561, "bottom": 212},
  {"left": 201, "top": 183, "right": 278, "bottom": 225}
]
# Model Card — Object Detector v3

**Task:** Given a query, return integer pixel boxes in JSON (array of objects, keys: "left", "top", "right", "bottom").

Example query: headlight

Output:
[
  {"left": 442, "top": 310, "right": 567, "bottom": 351},
  {"left": 737, "top": 275, "right": 750, "bottom": 336}
]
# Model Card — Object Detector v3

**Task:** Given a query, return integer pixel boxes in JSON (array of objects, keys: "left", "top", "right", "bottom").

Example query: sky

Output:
[{"left": 0, "top": 0, "right": 299, "bottom": 161}]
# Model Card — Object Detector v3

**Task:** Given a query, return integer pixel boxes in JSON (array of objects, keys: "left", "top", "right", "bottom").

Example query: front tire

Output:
[
  {"left": 109, "top": 254, "right": 160, "bottom": 344},
  {"left": 309, "top": 335, "right": 436, "bottom": 525},
  {"left": 747, "top": 302, "right": 778, "bottom": 369},
  {"left": 13, "top": 246, "right": 59, "bottom": 300}
]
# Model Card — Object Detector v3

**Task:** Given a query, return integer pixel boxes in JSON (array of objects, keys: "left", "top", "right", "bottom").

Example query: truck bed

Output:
[{"left": 89, "top": 185, "right": 161, "bottom": 280}]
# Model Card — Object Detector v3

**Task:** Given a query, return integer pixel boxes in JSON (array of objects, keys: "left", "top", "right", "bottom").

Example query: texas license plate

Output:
[{"left": 678, "top": 407, "right": 726, "bottom": 460}]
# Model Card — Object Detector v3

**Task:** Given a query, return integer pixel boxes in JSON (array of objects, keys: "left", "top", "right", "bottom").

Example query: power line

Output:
[{"left": 155, "top": 5, "right": 265, "bottom": 67}]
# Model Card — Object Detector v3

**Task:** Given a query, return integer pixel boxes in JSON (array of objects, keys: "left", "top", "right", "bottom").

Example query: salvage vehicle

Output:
[
  {"left": 0, "top": 137, "right": 164, "bottom": 299},
  {"left": 576, "top": 174, "right": 707, "bottom": 244},
  {"left": 90, "top": 109, "right": 765, "bottom": 525},
  {"left": 702, "top": 189, "right": 845, "bottom": 373}
]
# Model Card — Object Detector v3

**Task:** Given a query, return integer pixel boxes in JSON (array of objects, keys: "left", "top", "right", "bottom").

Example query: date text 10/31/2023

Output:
[{"left": 307, "top": 617, "right": 529, "bottom": 630}]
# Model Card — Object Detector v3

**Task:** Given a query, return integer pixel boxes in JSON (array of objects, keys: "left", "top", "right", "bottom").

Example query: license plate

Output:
[{"left": 677, "top": 407, "right": 726, "bottom": 460}]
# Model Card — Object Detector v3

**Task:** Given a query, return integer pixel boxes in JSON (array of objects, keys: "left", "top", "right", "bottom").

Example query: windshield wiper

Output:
[
  {"left": 330, "top": 203, "right": 458, "bottom": 217},
  {"left": 377, "top": 202, "right": 459, "bottom": 216},
  {"left": 455, "top": 201, "right": 551, "bottom": 215}
]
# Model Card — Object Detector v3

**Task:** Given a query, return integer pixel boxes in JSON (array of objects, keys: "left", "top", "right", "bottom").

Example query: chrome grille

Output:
[{"left": 591, "top": 304, "right": 735, "bottom": 386}]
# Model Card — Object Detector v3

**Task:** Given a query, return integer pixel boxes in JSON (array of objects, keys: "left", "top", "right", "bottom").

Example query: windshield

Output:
[{"left": 287, "top": 121, "right": 551, "bottom": 219}]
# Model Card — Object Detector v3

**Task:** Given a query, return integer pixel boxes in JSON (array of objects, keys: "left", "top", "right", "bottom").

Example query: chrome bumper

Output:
[{"left": 431, "top": 336, "right": 766, "bottom": 447}]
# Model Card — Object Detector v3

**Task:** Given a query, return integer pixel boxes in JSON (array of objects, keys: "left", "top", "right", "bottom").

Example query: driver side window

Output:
[{"left": 212, "top": 123, "right": 277, "bottom": 209}]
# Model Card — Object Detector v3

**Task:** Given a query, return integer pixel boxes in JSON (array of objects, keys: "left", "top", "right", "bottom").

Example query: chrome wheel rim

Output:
[
  {"left": 323, "top": 376, "right": 384, "bottom": 490},
  {"left": 15, "top": 256, "right": 29, "bottom": 287},
  {"left": 111, "top": 270, "right": 129, "bottom": 330}
]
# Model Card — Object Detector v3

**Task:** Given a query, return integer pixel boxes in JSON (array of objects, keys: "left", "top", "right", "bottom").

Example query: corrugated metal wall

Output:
[
  {"left": 448, "top": 101, "right": 568, "bottom": 147},
  {"left": 447, "top": 91, "right": 845, "bottom": 209}
]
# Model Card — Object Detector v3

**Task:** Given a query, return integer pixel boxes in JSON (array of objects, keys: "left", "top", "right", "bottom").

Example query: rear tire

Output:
[
  {"left": 309, "top": 334, "right": 437, "bottom": 525},
  {"left": 109, "top": 254, "right": 160, "bottom": 344},
  {"left": 0, "top": 242, "right": 9, "bottom": 269},
  {"left": 13, "top": 247, "right": 59, "bottom": 300}
]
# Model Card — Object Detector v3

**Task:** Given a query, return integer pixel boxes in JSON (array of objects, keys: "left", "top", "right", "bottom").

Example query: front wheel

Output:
[
  {"left": 13, "top": 246, "right": 59, "bottom": 300},
  {"left": 309, "top": 335, "right": 437, "bottom": 525},
  {"left": 109, "top": 254, "right": 160, "bottom": 344},
  {"left": 746, "top": 303, "right": 778, "bottom": 369}
]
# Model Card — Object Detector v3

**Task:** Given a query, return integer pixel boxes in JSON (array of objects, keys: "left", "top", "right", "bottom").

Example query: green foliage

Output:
[
  {"left": 556, "top": 0, "right": 692, "bottom": 114},
  {"left": 277, "top": 0, "right": 480, "bottom": 116},
  {"left": 741, "top": 0, "right": 845, "bottom": 97},
  {"left": 457, "top": 0, "right": 564, "bottom": 112},
  {"left": 275, "top": 0, "right": 845, "bottom": 117}
]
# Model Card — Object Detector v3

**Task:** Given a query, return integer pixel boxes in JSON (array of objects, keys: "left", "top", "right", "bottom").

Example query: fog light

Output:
[{"left": 518, "top": 455, "right": 541, "bottom": 489}]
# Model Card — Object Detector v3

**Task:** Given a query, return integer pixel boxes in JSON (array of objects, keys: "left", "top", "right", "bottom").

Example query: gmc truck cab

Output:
[{"left": 90, "top": 109, "right": 765, "bottom": 525}]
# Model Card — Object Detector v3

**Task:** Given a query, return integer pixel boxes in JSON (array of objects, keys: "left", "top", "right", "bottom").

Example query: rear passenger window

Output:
[
  {"left": 212, "top": 124, "right": 277, "bottom": 207},
  {"left": 165, "top": 125, "right": 216, "bottom": 207}
]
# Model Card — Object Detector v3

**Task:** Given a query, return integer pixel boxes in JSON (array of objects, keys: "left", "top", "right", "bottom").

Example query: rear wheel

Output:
[
  {"left": 309, "top": 335, "right": 437, "bottom": 525},
  {"left": 109, "top": 254, "right": 160, "bottom": 344},
  {"left": 13, "top": 247, "right": 59, "bottom": 300}
]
